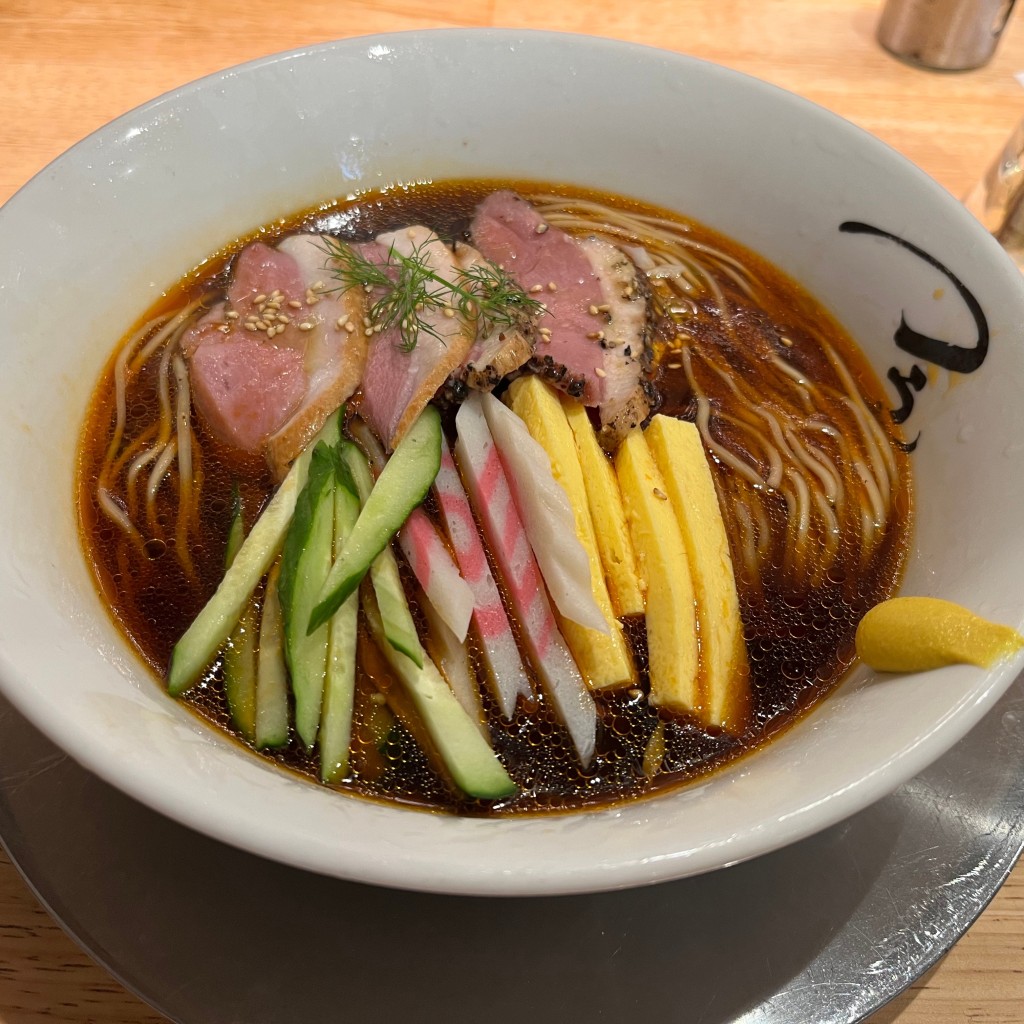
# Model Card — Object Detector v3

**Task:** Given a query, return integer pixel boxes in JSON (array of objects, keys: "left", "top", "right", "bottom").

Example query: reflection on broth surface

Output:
[{"left": 76, "top": 180, "right": 912, "bottom": 815}]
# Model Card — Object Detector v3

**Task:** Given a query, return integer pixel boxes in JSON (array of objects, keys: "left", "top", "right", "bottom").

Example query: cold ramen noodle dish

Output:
[{"left": 77, "top": 181, "right": 914, "bottom": 814}]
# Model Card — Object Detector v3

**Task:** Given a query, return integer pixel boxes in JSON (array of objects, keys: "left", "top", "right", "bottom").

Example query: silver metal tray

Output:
[{"left": 0, "top": 674, "right": 1022, "bottom": 1024}]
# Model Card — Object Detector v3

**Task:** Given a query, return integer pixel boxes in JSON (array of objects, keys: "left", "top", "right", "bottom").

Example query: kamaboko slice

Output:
[
  {"left": 399, "top": 512, "right": 474, "bottom": 643},
  {"left": 455, "top": 397, "right": 597, "bottom": 766},
  {"left": 434, "top": 443, "right": 531, "bottom": 719},
  {"left": 479, "top": 392, "right": 606, "bottom": 633}
]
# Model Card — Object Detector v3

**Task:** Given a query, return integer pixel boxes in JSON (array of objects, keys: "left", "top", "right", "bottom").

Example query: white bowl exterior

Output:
[{"left": 1, "top": 31, "right": 1023, "bottom": 895}]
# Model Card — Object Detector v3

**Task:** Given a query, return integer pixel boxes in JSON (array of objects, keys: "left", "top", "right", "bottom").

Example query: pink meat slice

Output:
[
  {"left": 472, "top": 192, "right": 602, "bottom": 400},
  {"left": 265, "top": 235, "right": 368, "bottom": 479},
  {"left": 231, "top": 242, "right": 307, "bottom": 315},
  {"left": 190, "top": 334, "right": 306, "bottom": 452},
  {"left": 185, "top": 242, "right": 310, "bottom": 451},
  {"left": 359, "top": 226, "right": 475, "bottom": 450},
  {"left": 183, "top": 238, "right": 366, "bottom": 469},
  {"left": 470, "top": 190, "right": 652, "bottom": 448},
  {"left": 449, "top": 241, "right": 535, "bottom": 392}
]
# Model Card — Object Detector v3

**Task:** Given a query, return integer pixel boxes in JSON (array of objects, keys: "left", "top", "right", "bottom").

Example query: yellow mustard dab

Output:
[{"left": 856, "top": 597, "right": 1024, "bottom": 673}]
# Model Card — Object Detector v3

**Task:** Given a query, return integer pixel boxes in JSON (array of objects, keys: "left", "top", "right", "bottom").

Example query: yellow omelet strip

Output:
[
  {"left": 646, "top": 416, "right": 750, "bottom": 732},
  {"left": 507, "top": 377, "right": 635, "bottom": 689},
  {"left": 615, "top": 428, "right": 700, "bottom": 713},
  {"left": 561, "top": 395, "right": 645, "bottom": 617}
]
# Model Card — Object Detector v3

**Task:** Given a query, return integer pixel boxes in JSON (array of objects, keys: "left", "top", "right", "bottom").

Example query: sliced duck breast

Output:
[
  {"left": 448, "top": 241, "right": 536, "bottom": 393},
  {"left": 359, "top": 226, "right": 476, "bottom": 449},
  {"left": 183, "top": 237, "right": 366, "bottom": 474},
  {"left": 265, "top": 235, "right": 368, "bottom": 479},
  {"left": 184, "top": 242, "right": 309, "bottom": 453},
  {"left": 470, "top": 190, "right": 653, "bottom": 450},
  {"left": 577, "top": 235, "right": 655, "bottom": 448},
  {"left": 189, "top": 327, "right": 307, "bottom": 453}
]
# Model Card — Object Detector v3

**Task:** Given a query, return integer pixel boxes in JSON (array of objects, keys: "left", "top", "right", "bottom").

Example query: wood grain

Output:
[{"left": 1, "top": 1, "right": 1022, "bottom": 1021}]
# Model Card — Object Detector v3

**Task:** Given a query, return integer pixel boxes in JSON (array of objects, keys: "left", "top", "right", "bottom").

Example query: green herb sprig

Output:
[{"left": 318, "top": 236, "right": 546, "bottom": 353}]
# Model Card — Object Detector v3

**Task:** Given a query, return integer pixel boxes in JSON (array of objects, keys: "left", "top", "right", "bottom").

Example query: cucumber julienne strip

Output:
[
  {"left": 255, "top": 563, "right": 290, "bottom": 749},
  {"left": 279, "top": 442, "right": 338, "bottom": 749},
  {"left": 363, "top": 592, "right": 516, "bottom": 800},
  {"left": 308, "top": 406, "right": 442, "bottom": 634},
  {"left": 318, "top": 480, "right": 361, "bottom": 783},
  {"left": 167, "top": 409, "right": 341, "bottom": 698},
  {"left": 340, "top": 441, "right": 423, "bottom": 668},
  {"left": 168, "top": 455, "right": 310, "bottom": 696},
  {"left": 222, "top": 490, "right": 258, "bottom": 741}
]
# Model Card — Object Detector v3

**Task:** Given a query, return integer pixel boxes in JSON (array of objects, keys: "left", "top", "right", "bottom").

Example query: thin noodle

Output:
[
  {"left": 146, "top": 436, "right": 178, "bottom": 528},
  {"left": 97, "top": 486, "right": 143, "bottom": 547}
]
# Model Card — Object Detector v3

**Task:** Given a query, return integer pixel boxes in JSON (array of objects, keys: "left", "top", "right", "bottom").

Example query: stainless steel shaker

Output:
[{"left": 877, "top": 0, "right": 1017, "bottom": 70}]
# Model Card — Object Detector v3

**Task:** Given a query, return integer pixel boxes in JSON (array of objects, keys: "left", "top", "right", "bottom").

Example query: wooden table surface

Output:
[{"left": 1, "top": 1, "right": 1023, "bottom": 1021}]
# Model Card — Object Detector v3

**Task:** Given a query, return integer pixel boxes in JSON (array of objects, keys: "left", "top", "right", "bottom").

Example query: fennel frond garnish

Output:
[{"left": 319, "top": 236, "right": 546, "bottom": 352}]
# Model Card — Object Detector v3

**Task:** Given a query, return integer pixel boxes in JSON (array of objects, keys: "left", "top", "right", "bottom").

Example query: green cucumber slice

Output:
[
  {"left": 309, "top": 406, "right": 441, "bottom": 633},
  {"left": 167, "top": 409, "right": 341, "bottom": 698},
  {"left": 221, "top": 489, "right": 257, "bottom": 741},
  {"left": 363, "top": 592, "right": 516, "bottom": 801},
  {"left": 255, "top": 563, "right": 289, "bottom": 749},
  {"left": 278, "top": 442, "right": 337, "bottom": 749},
  {"left": 340, "top": 442, "right": 422, "bottom": 668},
  {"left": 319, "top": 482, "right": 361, "bottom": 783},
  {"left": 168, "top": 452, "right": 310, "bottom": 696},
  {"left": 224, "top": 485, "right": 244, "bottom": 569},
  {"left": 223, "top": 605, "right": 258, "bottom": 742}
]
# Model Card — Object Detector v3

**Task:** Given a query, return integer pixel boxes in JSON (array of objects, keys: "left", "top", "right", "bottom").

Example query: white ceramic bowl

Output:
[{"left": 1, "top": 30, "right": 1023, "bottom": 896}]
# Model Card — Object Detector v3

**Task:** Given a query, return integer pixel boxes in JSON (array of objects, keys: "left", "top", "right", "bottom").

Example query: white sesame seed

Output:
[
  {"left": 547, "top": 282, "right": 557, "bottom": 292},
  {"left": 313, "top": 281, "right": 325, "bottom": 291},
  {"left": 344, "top": 322, "right": 356, "bottom": 333},
  {"left": 217, "top": 324, "right": 230, "bottom": 333},
  {"left": 254, "top": 294, "right": 267, "bottom": 304},
  {"left": 335, "top": 316, "right": 349, "bottom": 330},
  {"left": 245, "top": 323, "right": 257, "bottom": 332},
  {"left": 595, "top": 367, "right": 607, "bottom": 378},
  {"left": 225, "top": 311, "right": 239, "bottom": 320},
  {"left": 667, "top": 362, "right": 682, "bottom": 370},
  {"left": 529, "top": 284, "right": 543, "bottom": 294},
  {"left": 288, "top": 300, "right": 302, "bottom": 309},
  {"left": 535, "top": 223, "right": 549, "bottom": 235},
  {"left": 588, "top": 305, "right": 599, "bottom": 316},
  {"left": 443, "top": 308, "right": 456, "bottom": 318},
  {"left": 653, "top": 487, "right": 668, "bottom": 500},
  {"left": 298, "top": 322, "right": 314, "bottom": 331}
]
